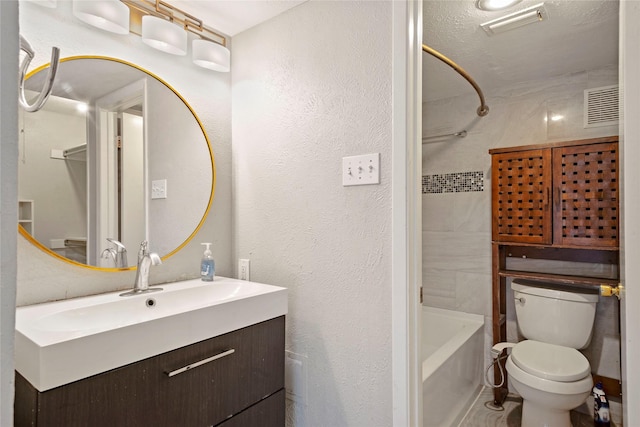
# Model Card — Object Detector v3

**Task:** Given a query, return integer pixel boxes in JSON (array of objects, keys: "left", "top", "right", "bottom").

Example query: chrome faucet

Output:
[
  {"left": 101, "top": 238, "right": 128, "bottom": 268},
  {"left": 120, "top": 241, "right": 162, "bottom": 296}
]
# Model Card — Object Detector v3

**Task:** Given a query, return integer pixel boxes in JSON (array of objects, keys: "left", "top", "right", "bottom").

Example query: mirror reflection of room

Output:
[
  {"left": 19, "top": 58, "right": 214, "bottom": 269},
  {"left": 19, "top": 93, "right": 88, "bottom": 263}
]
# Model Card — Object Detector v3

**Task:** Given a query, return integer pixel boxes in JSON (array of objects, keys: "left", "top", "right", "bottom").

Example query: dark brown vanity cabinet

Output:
[{"left": 15, "top": 316, "right": 285, "bottom": 427}]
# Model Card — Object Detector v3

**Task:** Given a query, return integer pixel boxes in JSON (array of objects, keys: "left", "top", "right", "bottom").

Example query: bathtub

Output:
[{"left": 422, "top": 306, "right": 485, "bottom": 427}]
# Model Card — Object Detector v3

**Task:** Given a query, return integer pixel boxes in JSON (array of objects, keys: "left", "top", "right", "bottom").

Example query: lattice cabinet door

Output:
[
  {"left": 553, "top": 142, "right": 619, "bottom": 247},
  {"left": 491, "top": 149, "right": 553, "bottom": 244}
]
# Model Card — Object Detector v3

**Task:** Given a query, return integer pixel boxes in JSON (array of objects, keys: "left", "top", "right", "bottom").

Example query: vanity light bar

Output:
[
  {"left": 120, "top": 0, "right": 227, "bottom": 46},
  {"left": 117, "top": 0, "right": 230, "bottom": 71}
]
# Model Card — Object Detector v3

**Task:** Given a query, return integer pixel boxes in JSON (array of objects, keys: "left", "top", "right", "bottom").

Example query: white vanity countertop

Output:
[{"left": 15, "top": 277, "right": 287, "bottom": 392}]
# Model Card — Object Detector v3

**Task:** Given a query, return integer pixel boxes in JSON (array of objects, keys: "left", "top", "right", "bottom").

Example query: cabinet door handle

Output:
[
  {"left": 166, "top": 349, "right": 235, "bottom": 377},
  {"left": 545, "top": 187, "right": 550, "bottom": 207}
]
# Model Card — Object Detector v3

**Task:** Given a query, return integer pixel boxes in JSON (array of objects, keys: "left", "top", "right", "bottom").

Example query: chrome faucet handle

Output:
[
  {"left": 101, "top": 248, "right": 116, "bottom": 261},
  {"left": 107, "top": 238, "right": 126, "bottom": 252},
  {"left": 138, "top": 240, "right": 149, "bottom": 254},
  {"left": 105, "top": 238, "right": 128, "bottom": 268},
  {"left": 120, "top": 240, "right": 162, "bottom": 297},
  {"left": 149, "top": 252, "right": 162, "bottom": 266}
]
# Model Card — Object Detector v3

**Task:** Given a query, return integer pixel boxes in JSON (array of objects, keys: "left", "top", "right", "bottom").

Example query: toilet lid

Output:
[{"left": 511, "top": 340, "right": 590, "bottom": 382}]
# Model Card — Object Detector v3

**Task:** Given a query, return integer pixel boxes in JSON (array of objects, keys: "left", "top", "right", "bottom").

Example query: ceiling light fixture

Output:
[
  {"left": 480, "top": 3, "right": 548, "bottom": 36},
  {"left": 476, "top": 0, "right": 522, "bottom": 11},
  {"left": 72, "top": 0, "right": 130, "bottom": 35},
  {"left": 121, "top": 0, "right": 231, "bottom": 71}
]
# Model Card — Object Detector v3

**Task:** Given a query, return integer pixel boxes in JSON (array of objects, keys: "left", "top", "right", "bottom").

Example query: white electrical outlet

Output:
[
  {"left": 151, "top": 179, "right": 167, "bottom": 199},
  {"left": 342, "top": 153, "right": 380, "bottom": 186},
  {"left": 285, "top": 351, "right": 308, "bottom": 404},
  {"left": 238, "top": 259, "right": 250, "bottom": 280}
]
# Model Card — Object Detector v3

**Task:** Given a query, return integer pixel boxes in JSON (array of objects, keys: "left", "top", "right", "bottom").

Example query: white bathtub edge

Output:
[{"left": 421, "top": 306, "right": 484, "bottom": 382}]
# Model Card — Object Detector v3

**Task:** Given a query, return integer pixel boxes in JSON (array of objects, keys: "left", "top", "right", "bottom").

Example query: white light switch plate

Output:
[
  {"left": 151, "top": 179, "right": 167, "bottom": 199},
  {"left": 342, "top": 153, "right": 380, "bottom": 186}
]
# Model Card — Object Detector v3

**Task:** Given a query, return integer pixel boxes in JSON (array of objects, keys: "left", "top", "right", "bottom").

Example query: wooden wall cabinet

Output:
[
  {"left": 489, "top": 136, "right": 620, "bottom": 404},
  {"left": 491, "top": 138, "right": 619, "bottom": 248},
  {"left": 15, "top": 316, "right": 285, "bottom": 427}
]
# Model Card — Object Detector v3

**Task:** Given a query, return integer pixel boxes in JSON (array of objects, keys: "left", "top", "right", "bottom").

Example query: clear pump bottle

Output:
[{"left": 200, "top": 243, "right": 215, "bottom": 282}]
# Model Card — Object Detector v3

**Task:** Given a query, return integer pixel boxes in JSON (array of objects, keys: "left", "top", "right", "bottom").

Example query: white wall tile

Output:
[
  {"left": 453, "top": 189, "right": 490, "bottom": 233},
  {"left": 423, "top": 231, "right": 491, "bottom": 275},
  {"left": 455, "top": 272, "right": 491, "bottom": 316},
  {"left": 422, "top": 194, "right": 456, "bottom": 232}
]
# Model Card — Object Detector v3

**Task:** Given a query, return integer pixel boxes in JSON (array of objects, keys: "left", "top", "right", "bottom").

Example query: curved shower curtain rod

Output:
[{"left": 422, "top": 44, "right": 489, "bottom": 118}]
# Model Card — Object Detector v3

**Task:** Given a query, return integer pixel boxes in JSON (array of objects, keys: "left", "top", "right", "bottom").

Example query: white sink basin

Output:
[{"left": 15, "top": 277, "right": 287, "bottom": 392}]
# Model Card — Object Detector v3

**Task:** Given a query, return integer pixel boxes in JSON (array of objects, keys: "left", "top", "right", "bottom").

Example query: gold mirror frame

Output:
[{"left": 19, "top": 56, "right": 216, "bottom": 271}]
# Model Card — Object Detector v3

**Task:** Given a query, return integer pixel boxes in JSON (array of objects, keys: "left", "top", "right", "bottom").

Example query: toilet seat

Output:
[
  {"left": 506, "top": 356, "right": 593, "bottom": 395},
  {"left": 511, "top": 340, "right": 590, "bottom": 382}
]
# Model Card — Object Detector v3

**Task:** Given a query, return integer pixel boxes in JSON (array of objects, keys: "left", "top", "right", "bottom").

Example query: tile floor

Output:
[{"left": 458, "top": 387, "right": 611, "bottom": 427}]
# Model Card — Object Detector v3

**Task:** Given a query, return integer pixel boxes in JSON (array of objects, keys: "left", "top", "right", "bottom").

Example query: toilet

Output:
[{"left": 500, "top": 279, "right": 599, "bottom": 427}]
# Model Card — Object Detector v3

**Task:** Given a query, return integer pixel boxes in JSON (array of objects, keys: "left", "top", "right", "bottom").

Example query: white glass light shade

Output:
[
  {"left": 476, "top": 0, "right": 522, "bottom": 11},
  {"left": 72, "top": 1, "right": 130, "bottom": 34},
  {"left": 191, "top": 39, "right": 231, "bottom": 73},
  {"left": 26, "top": 0, "right": 57, "bottom": 8},
  {"left": 141, "top": 15, "right": 187, "bottom": 56},
  {"left": 192, "top": 39, "right": 231, "bottom": 72}
]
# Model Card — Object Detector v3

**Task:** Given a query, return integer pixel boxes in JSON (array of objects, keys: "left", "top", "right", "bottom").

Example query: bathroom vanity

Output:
[{"left": 14, "top": 278, "right": 287, "bottom": 427}]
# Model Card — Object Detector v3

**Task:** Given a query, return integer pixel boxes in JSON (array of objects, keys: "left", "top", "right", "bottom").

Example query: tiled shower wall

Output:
[{"left": 422, "top": 66, "right": 621, "bottom": 392}]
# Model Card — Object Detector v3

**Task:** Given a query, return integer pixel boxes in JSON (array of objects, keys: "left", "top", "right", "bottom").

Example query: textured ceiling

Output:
[{"left": 423, "top": 0, "right": 619, "bottom": 101}]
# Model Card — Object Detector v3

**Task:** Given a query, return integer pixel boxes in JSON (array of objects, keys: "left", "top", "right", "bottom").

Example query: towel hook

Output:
[{"left": 18, "top": 35, "right": 60, "bottom": 113}]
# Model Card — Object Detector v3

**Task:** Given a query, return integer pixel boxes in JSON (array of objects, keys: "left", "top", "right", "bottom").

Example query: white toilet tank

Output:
[{"left": 512, "top": 279, "right": 599, "bottom": 349}]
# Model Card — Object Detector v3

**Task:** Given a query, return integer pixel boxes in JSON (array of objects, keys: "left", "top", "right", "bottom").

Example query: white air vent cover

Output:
[{"left": 584, "top": 85, "right": 619, "bottom": 128}]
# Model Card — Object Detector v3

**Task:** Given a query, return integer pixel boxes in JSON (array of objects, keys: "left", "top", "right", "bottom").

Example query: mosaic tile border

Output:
[{"left": 422, "top": 171, "right": 484, "bottom": 194}]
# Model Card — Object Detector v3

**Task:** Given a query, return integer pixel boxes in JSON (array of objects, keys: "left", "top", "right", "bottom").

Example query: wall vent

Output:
[{"left": 584, "top": 85, "right": 619, "bottom": 128}]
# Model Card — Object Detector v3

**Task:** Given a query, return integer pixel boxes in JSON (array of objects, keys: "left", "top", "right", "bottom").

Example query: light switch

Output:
[
  {"left": 151, "top": 179, "right": 167, "bottom": 199},
  {"left": 342, "top": 153, "right": 380, "bottom": 186}
]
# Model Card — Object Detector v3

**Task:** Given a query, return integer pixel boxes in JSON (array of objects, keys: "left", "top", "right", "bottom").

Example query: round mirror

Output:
[{"left": 19, "top": 56, "right": 215, "bottom": 270}]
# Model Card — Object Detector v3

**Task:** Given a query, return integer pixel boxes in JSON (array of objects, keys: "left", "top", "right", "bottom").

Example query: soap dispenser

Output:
[{"left": 200, "top": 243, "right": 215, "bottom": 282}]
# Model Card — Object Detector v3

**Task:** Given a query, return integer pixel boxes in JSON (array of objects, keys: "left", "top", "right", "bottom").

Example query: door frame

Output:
[
  {"left": 619, "top": 2, "right": 640, "bottom": 425},
  {"left": 392, "top": 1, "right": 423, "bottom": 425}
]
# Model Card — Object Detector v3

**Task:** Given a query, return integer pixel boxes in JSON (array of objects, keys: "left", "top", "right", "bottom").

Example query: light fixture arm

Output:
[{"left": 18, "top": 35, "right": 60, "bottom": 113}]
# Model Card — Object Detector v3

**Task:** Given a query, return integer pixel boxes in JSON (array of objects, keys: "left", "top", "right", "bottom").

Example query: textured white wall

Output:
[
  {"left": 0, "top": 1, "right": 19, "bottom": 423},
  {"left": 17, "top": 0, "right": 232, "bottom": 305},
  {"left": 232, "top": 1, "right": 394, "bottom": 425}
]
